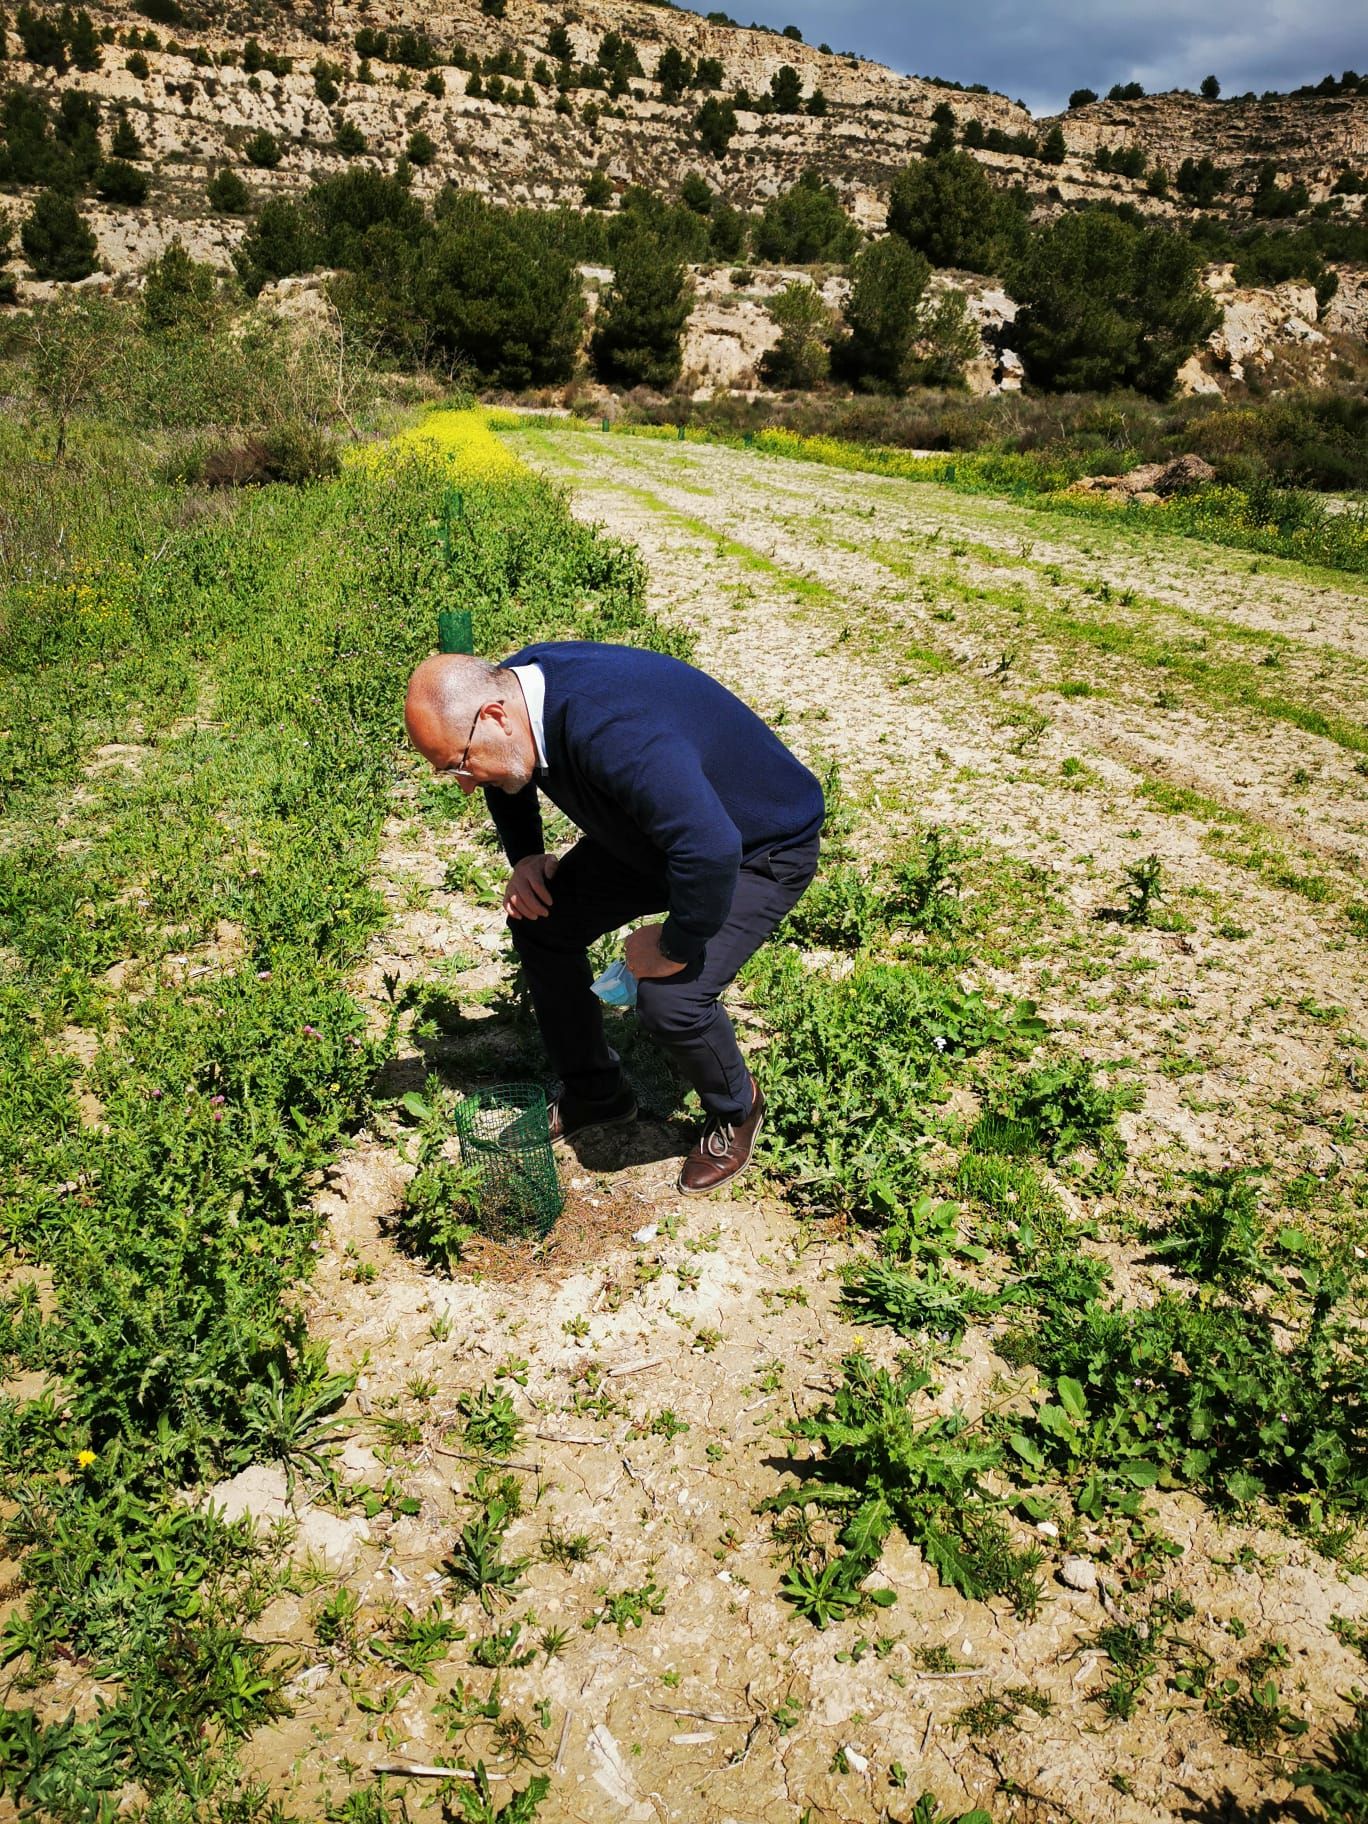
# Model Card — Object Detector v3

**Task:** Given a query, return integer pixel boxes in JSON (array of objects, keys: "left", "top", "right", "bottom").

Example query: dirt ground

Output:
[{"left": 239, "top": 428, "right": 1368, "bottom": 1823}]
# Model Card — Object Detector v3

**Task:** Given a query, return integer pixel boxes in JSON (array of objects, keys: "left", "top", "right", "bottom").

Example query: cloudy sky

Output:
[{"left": 699, "top": 0, "right": 1362, "bottom": 116}]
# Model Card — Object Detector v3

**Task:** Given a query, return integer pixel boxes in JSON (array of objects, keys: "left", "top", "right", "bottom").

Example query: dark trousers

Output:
[{"left": 507, "top": 836, "right": 819, "bottom": 1123}]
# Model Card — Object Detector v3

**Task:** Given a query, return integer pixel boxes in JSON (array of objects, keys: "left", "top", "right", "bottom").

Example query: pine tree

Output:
[
  {"left": 1039, "top": 124, "right": 1067, "bottom": 165},
  {"left": 887, "top": 152, "right": 1017, "bottom": 274},
  {"left": 0, "top": 211, "right": 15, "bottom": 303},
  {"left": 141, "top": 239, "right": 217, "bottom": 332},
  {"left": 590, "top": 226, "right": 691, "bottom": 387},
  {"left": 17, "top": 4, "right": 67, "bottom": 70},
  {"left": 834, "top": 235, "right": 931, "bottom": 392},
  {"left": 206, "top": 166, "right": 250, "bottom": 212},
  {"left": 21, "top": 187, "right": 97, "bottom": 280},
  {"left": 109, "top": 107, "right": 143, "bottom": 159},
  {"left": 753, "top": 169, "right": 858, "bottom": 263},
  {"left": 66, "top": 6, "right": 99, "bottom": 70},
  {"left": 655, "top": 44, "right": 691, "bottom": 102},
  {"left": 694, "top": 95, "right": 736, "bottom": 157},
  {"left": 95, "top": 157, "right": 148, "bottom": 204},
  {"left": 244, "top": 130, "right": 281, "bottom": 169},
  {"left": 1009, "top": 209, "right": 1219, "bottom": 395},
  {"left": 582, "top": 168, "right": 612, "bottom": 207},
  {"left": 761, "top": 279, "right": 831, "bottom": 387},
  {"left": 925, "top": 99, "right": 956, "bottom": 154},
  {"left": 418, "top": 194, "right": 584, "bottom": 387},
  {"left": 769, "top": 62, "right": 801, "bottom": 112}
]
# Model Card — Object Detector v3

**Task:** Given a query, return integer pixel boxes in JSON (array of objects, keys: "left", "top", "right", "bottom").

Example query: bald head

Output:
[
  {"left": 404, "top": 654, "right": 508, "bottom": 752},
  {"left": 404, "top": 653, "right": 535, "bottom": 793}
]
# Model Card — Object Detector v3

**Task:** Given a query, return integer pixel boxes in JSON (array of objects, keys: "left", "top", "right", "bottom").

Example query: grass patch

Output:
[{"left": 0, "top": 410, "right": 683, "bottom": 1814}]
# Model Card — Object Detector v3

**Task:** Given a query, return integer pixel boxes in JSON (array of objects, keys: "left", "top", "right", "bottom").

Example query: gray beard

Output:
[{"left": 498, "top": 752, "right": 534, "bottom": 793}]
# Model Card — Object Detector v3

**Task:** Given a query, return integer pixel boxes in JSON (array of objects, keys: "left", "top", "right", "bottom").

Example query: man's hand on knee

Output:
[
  {"left": 504, "top": 852, "right": 558, "bottom": 920},
  {"left": 625, "top": 922, "right": 687, "bottom": 980}
]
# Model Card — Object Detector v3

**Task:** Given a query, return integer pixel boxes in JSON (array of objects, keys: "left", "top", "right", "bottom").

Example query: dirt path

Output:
[{"left": 241, "top": 428, "right": 1368, "bottom": 1824}]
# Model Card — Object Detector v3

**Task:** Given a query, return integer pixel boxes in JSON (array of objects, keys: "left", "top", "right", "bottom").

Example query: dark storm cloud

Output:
[{"left": 711, "top": 0, "right": 1363, "bottom": 115}]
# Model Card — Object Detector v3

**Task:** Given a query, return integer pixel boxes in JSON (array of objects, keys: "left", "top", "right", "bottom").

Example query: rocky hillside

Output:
[{"left": 2, "top": 0, "right": 1366, "bottom": 278}]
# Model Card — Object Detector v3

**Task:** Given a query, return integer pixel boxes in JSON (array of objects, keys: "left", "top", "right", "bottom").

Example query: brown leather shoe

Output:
[
  {"left": 547, "top": 1083, "right": 638, "bottom": 1144},
  {"left": 677, "top": 1078, "right": 766, "bottom": 1197}
]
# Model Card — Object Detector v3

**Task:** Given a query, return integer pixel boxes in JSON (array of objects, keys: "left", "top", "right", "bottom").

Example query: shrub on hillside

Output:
[
  {"left": 694, "top": 95, "right": 736, "bottom": 157},
  {"left": 1176, "top": 154, "right": 1224, "bottom": 206},
  {"left": 20, "top": 187, "right": 97, "bottom": 280},
  {"left": 1251, "top": 160, "right": 1309, "bottom": 218},
  {"left": 141, "top": 240, "right": 218, "bottom": 334},
  {"left": 590, "top": 225, "right": 691, "bottom": 388},
  {"left": 95, "top": 157, "right": 148, "bottom": 205},
  {"left": 887, "top": 151, "right": 1022, "bottom": 274},
  {"left": 233, "top": 197, "right": 318, "bottom": 294},
  {"left": 769, "top": 62, "right": 802, "bottom": 112},
  {"left": 206, "top": 166, "right": 250, "bottom": 213},
  {"left": 334, "top": 117, "right": 367, "bottom": 157},
  {"left": 16, "top": 4, "right": 68, "bottom": 71},
  {"left": 752, "top": 169, "right": 858, "bottom": 264},
  {"left": 109, "top": 109, "right": 143, "bottom": 160},
  {"left": 1188, "top": 394, "right": 1368, "bottom": 491},
  {"left": 582, "top": 168, "right": 612, "bottom": 208},
  {"left": 1009, "top": 210, "right": 1220, "bottom": 396},
  {"left": 0, "top": 214, "right": 16, "bottom": 304},
  {"left": 406, "top": 129, "right": 437, "bottom": 167},
  {"left": 244, "top": 129, "right": 281, "bottom": 170},
  {"left": 761, "top": 279, "right": 832, "bottom": 387}
]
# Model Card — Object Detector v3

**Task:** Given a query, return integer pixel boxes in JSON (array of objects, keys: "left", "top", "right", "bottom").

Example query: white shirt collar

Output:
[{"left": 508, "top": 662, "right": 547, "bottom": 770}]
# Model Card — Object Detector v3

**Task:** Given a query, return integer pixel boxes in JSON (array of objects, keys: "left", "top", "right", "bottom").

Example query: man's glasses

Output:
[{"left": 431, "top": 704, "right": 483, "bottom": 782}]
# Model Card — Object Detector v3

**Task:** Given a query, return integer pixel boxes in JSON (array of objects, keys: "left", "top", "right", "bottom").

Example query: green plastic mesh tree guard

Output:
[
  {"left": 453, "top": 1082, "right": 563, "bottom": 1238},
  {"left": 437, "top": 489, "right": 474, "bottom": 654},
  {"left": 437, "top": 607, "right": 473, "bottom": 653}
]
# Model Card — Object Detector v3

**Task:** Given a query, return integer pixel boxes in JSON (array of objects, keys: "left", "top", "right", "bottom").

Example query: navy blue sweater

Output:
[{"left": 487, "top": 642, "right": 824, "bottom": 962}]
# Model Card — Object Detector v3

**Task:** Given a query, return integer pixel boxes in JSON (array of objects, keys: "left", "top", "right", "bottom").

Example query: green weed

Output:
[
  {"left": 1150, "top": 1168, "right": 1274, "bottom": 1292},
  {"left": 460, "top": 1385, "right": 524, "bottom": 1459},
  {"left": 1296, "top": 1697, "right": 1368, "bottom": 1822},
  {"left": 583, "top": 1579, "right": 667, "bottom": 1633},
  {"left": 766, "top": 1354, "right": 1043, "bottom": 1615}
]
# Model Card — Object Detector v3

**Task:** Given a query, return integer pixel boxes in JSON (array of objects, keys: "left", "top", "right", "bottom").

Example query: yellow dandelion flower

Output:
[{"left": 76, "top": 1449, "right": 97, "bottom": 1469}]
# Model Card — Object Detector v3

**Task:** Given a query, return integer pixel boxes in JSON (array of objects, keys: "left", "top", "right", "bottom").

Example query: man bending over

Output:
[{"left": 404, "top": 641, "right": 823, "bottom": 1196}]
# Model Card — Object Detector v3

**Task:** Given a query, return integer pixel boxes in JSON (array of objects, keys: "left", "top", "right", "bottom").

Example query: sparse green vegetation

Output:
[{"left": 5, "top": 16, "right": 1368, "bottom": 1800}]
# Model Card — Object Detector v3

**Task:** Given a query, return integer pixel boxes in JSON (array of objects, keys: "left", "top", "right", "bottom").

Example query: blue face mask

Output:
[{"left": 591, "top": 959, "right": 638, "bottom": 1008}]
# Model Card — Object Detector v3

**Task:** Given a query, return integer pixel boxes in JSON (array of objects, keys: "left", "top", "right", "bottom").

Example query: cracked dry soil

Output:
[{"left": 240, "top": 428, "right": 1368, "bottom": 1824}]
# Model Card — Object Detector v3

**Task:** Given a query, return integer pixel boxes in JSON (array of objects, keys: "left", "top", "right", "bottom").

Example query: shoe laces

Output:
[{"left": 702, "top": 1117, "right": 736, "bottom": 1158}]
